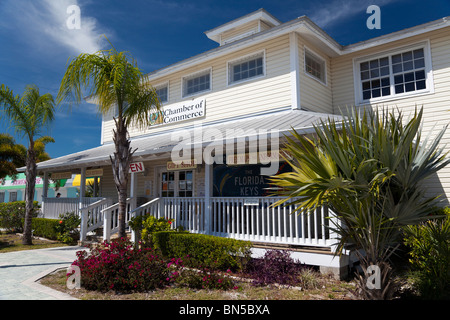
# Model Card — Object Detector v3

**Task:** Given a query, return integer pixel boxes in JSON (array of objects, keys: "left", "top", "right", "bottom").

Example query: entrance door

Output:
[{"left": 159, "top": 170, "right": 194, "bottom": 197}]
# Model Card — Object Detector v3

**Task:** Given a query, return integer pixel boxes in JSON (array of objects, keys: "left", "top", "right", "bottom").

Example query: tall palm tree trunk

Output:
[
  {"left": 23, "top": 143, "right": 36, "bottom": 245},
  {"left": 110, "top": 116, "right": 134, "bottom": 239}
]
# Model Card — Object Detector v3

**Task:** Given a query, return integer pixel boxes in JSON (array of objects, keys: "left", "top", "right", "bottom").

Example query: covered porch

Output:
[{"left": 29, "top": 109, "right": 349, "bottom": 278}]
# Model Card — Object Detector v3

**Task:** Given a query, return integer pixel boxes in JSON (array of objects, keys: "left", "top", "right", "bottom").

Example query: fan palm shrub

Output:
[{"left": 270, "top": 106, "right": 449, "bottom": 299}]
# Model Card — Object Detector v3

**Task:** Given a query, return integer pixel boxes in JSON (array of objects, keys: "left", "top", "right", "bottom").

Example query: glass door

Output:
[
  {"left": 160, "top": 171, "right": 175, "bottom": 197},
  {"left": 177, "top": 170, "right": 193, "bottom": 197},
  {"left": 159, "top": 170, "right": 194, "bottom": 197}
]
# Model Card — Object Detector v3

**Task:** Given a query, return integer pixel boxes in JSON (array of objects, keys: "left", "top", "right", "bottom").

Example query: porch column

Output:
[
  {"left": 130, "top": 172, "right": 139, "bottom": 243},
  {"left": 41, "top": 172, "right": 49, "bottom": 217},
  {"left": 204, "top": 163, "right": 213, "bottom": 234},
  {"left": 79, "top": 167, "right": 87, "bottom": 242},
  {"left": 130, "top": 172, "right": 137, "bottom": 210}
]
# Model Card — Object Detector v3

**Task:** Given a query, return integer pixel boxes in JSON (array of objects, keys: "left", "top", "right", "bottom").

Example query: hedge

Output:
[
  {"left": 152, "top": 231, "right": 252, "bottom": 271},
  {"left": 31, "top": 218, "right": 60, "bottom": 240},
  {"left": 0, "top": 201, "right": 40, "bottom": 232}
]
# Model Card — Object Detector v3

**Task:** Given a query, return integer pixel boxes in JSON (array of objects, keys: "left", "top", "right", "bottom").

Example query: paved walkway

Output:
[{"left": 0, "top": 246, "right": 87, "bottom": 300}]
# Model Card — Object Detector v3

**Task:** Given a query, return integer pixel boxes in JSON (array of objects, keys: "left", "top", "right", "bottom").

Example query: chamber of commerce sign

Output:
[{"left": 150, "top": 98, "right": 205, "bottom": 126}]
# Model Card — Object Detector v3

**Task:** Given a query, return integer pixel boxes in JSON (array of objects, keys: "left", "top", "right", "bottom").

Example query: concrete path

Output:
[{"left": 0, "top": 246, "right": 86, "bottom": 300}]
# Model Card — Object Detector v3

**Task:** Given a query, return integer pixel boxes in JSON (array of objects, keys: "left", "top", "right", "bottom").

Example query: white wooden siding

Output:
[
  {"left": 298, "top": 35, "right": 333, "bottom": 114},
  {"left": 332, "top": 27, "right": 450, "bottom": 200},
  {"left": 102, "top": 35, "right": 292, "bottom": 143}
]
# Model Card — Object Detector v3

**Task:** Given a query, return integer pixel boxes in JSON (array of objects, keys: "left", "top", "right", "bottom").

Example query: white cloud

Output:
[
  {"left": 2, "top": 0, "right": 108, "bottom": 55},
  {"left": 309, "top": 0, "right": 397, "bottom": 28}
]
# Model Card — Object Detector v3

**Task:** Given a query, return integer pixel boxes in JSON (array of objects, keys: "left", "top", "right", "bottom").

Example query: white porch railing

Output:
[
  {"left": 42, "top": 197, "right": 105, "bottom": 219},
  {"left": 161, "top": 197, "right": 206, "bottom": 234},
  {"left": 101, "top": 198, "right": 134, "bottom": 241},
  {"left": 118, "top": 196, "right": 336, "bottom": 248},
  {"left": 79, "top": 198, "right": 111, "bottom": 241},
  {"left": 210, "top": 197, "right": 336, "bottom": 247}
]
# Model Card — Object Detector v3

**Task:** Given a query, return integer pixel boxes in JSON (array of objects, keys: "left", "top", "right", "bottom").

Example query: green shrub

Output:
[
  {"left": 404, "top": 207, "right": 450, "bottom": 299},
  {"left": 153, "top": 231, "right": 252, "bottom": 272},
  {"left": 129, "top": 215, "right": 175, "bottom": 246},
  {"left": 31, "top": 218, "right": 59, "bottom": 240},
  {"left": 55, "top": 212, "right": 81, "bottom": 244},
  {"left": 0, "top": 201, "right": 40, "bottom": 233}
]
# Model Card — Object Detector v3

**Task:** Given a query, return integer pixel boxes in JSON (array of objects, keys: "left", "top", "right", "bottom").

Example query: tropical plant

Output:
[
  {"left": 403, "top": 207, "right": 450, "bottom": 298},
  {"left": 57, "top": 41, "right": 161, "bottom": 239},
  {"left": 0, "top": 84, "right": 56, "bottom": 245},
  {"left": 270, "top": 106, "right": 449, "bottom": 299},
  {"left": 0, "top": 133, "right": 26, "bottom": 179}
]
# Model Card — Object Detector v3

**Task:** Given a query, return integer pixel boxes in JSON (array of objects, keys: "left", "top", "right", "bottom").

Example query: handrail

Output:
[
  {"left": 129, "top": 197, "right": 160, "bottom": 215},
  {"left": 101, "top": 198, "right": 132, "bottom": 213},
  {"left": 80, "top": 198, "right": 108, "bottom": 212}
]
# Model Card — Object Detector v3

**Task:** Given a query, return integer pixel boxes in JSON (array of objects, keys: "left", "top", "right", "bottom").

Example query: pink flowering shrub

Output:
[{"left": 71, "top": 238, "right": 170, "bottom": 292}]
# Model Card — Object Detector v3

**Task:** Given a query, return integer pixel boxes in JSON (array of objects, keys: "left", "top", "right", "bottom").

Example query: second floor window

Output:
[
  {"left": 229, "top": 52, "right": 264, "bottom": 85},
  {"left": 183, "top": 70, "right": 211, "bottom": 97},
  {"left": 356, "top": 43, "right": 431, "bottom": 103},
  {"left": 155, "top": 86, "right": 168, "bottom": 103},
  {"left": 305, "top": 49, "right": 326, "bottom": 84}
]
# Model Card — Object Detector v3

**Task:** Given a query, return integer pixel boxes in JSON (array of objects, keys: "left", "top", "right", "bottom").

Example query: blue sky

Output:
[{"left": 1, "top": 0, "right": 449, "bottom": 159}]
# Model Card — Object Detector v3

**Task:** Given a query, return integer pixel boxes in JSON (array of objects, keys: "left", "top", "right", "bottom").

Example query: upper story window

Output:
[
  {"left": 355, "top": 42, "right": 433, "bottom": 104},
  {"left": 182, "top": 69, "right": 211, "bottom": 97},
  {"left": 228, "top": 51, "right": 265, "bottom": 85},
  {"left": 304, "top": 49, "right": 326, "bottom": 84},
  {"left": 155, "top": 84, "right": 168, "bottom": 103}
]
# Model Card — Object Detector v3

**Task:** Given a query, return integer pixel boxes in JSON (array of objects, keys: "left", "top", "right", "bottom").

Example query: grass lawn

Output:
[{"left": 0, "top": 232, "right": 69, "bottom": 252}]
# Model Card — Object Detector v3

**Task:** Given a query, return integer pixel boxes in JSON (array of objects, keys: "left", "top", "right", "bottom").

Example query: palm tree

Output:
[
  {"left": 57, "top": 43, "right": 161, "bottom": 239},
  {"left": 0, "top": 84, "right": 56, "bottom": 245},
  {"left": 270, "top": 107, "right": 449, "bottom": 299}
]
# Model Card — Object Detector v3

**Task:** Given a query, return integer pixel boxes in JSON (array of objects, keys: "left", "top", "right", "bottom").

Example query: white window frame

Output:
[
  {"left": 227, "top": 50, "right": 266, "bottom": 86},
  {"left": 353, "top": 40, "right": 434, "bottom": 105},
  {"left": 182, "top": 68, "right": 212, "bottom": 98},
  {"left": 154, "top": 81, "right": 169, "bottom": 104},
  {"left": 304, "top": 47, "right": 327, "bottom": 86}
]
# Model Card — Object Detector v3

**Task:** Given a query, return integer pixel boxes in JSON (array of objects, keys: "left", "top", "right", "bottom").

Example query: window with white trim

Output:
[
  {"left": 183, "top": 69, "right": 211, "bottom": 97},
  {"left": 0, "top": 192, "right": 4, "bottom": 203},
  {"left": 356, "top": 43, "right": 432, "bottom": 103},
  {"left": 155, "top": 85, "right": 168, "bottom": 103},
  {"left": 228, "top": 52, "right": 264, "bottom": 85},
  {"left": 305, "top": 49, "right": 326, "bottom": 84}
]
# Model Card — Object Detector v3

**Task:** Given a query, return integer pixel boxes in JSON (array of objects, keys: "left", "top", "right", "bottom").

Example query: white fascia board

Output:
[{"left": 342, "top": 16, "right": 450, "bottom": 54}]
